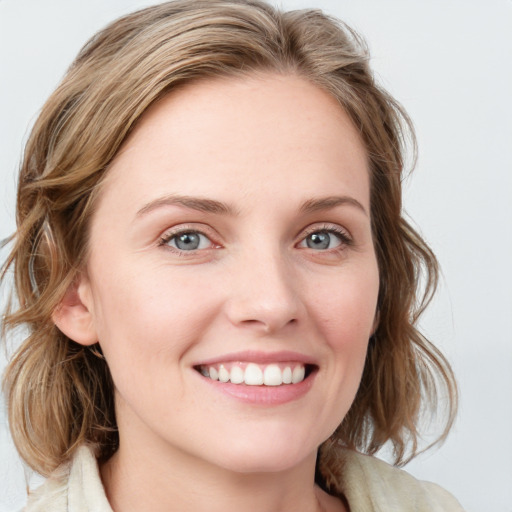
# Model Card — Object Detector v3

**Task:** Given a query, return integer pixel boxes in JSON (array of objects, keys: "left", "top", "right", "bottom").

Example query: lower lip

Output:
[{"left": 198, "top": 371, "right": 316, "bottom": 405}]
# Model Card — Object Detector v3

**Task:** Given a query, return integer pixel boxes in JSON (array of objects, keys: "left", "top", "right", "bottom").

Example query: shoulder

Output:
[
  {"left": 24, "top": 445, "right": 112, "bottom": 512},
  {"left": 321, "top": 448, "right": 465, "bottom": 512}
]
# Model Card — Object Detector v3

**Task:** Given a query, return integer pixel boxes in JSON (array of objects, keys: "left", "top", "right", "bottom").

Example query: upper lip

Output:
[{"left": 194, "top": 350, "right": 318, "bottom": 367}]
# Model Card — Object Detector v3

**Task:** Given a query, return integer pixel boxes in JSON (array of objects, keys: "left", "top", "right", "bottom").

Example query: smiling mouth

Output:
[{"left": 194, "top": 362, "right": 316, "bottom": 386}]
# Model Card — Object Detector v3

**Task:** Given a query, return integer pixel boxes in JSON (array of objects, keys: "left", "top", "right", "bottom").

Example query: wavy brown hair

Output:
[{"left": 1, "top": 0, "right": 456, "bottom": 477}]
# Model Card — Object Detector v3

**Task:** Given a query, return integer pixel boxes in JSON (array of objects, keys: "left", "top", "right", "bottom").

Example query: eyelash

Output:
[
  {"left": 299, "top": 224, "right": 353, "bottom": 250},
  {"left": 159, "top": 226, "right": 218, "bottom": 255},
  {"left": 158, "top": 223, "right": 353, "bottom": 254}
]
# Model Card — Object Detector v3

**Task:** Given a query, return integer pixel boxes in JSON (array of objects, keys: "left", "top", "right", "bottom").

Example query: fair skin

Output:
[{"left": 54, "top": 73, "right": 379, "bottom": 512}]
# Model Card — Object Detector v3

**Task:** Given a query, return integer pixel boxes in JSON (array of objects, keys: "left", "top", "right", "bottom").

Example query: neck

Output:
[{"left": 100, "top": 438, "right": 342, "bottom": 512}]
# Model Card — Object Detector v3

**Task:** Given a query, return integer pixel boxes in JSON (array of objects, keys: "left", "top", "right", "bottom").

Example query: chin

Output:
[
  {"left": 206, "top": 428, "right": 320, "bottom": 474},
  {"left": 219, "top": 451, "right": 309, "bottom": 474}
]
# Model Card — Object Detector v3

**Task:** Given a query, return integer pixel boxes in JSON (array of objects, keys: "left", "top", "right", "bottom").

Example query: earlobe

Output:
[{"left": 52, "top": 276, "right": 98, "bottom": 346}]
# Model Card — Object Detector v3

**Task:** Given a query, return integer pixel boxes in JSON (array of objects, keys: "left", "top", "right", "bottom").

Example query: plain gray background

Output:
[{"left": 1, "top": 1, "right": 511, "bottom": 510}]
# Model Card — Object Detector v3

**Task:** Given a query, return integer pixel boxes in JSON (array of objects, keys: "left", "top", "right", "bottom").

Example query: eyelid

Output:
[
  {"left": 158, "top": 223, "right": 222, "bottom": 252},
  {"left": 297, "top": 223, "right": 353, "bottom": 245},
  {"left": 157, "top": 221, "right": 353, "bottom": 255}
]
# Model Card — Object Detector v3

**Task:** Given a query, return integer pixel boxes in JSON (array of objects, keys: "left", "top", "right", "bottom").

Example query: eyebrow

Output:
[
  {"left": 136, "top": 194, "right": 367, "bottom": 218},
  {"left": 136, "top": 194, "right": 237, "bottom": 217},
  {"left": 299, "top": 196, "right": 368, "bottom": 216}
]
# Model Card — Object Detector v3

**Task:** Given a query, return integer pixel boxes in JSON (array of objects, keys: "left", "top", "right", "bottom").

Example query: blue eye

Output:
[
  {"left": 164, "top": 231, "right": 211, "bottom": 251},
  {"left": 299, "top": 230, "right": 344, "bottom": 250}
]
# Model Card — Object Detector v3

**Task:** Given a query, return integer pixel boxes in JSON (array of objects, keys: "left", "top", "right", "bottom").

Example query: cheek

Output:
[
  {"left": 89, "top": 264, "right": 223, "bottom": 364},
  {"left": 308, "top": 266, "right": 379, "bottom": 350},
  {"left": 301, "top": 265, "right": 379, "bottom": 437}
]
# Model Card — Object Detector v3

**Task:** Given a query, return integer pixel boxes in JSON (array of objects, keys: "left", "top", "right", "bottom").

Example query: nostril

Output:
[
  {"left": 240, "top": 317, "right": 298, "bottom": 334},
  {"left": 224, "top": 268, "right": 301, "bottom": 328}
]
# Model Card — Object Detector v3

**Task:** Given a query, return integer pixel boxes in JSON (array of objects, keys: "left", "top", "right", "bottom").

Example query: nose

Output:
[{"left": 224, "top": 250, "right": 302, "bottom": 335}]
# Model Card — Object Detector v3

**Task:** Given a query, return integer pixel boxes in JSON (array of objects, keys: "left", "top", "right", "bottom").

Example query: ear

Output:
[{"left": 52, "top": 275, "right": 98, "bottom": 346}]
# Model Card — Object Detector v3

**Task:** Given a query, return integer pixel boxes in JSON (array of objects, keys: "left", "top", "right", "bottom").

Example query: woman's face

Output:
[{"left": 77, "top": 74, "right": 379, "bottom": 472}]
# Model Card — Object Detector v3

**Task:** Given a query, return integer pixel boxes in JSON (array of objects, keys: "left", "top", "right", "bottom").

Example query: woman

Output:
[{"left": 1, "top": 1, "right": 463, "bottom": 510}]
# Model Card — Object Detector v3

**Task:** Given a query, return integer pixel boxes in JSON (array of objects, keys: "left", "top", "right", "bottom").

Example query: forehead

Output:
[{"left": 98, "top": 73, "right": 370, "bottom": 215}]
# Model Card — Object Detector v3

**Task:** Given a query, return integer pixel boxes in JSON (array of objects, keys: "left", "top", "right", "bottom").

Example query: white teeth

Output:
[
  {"left": 201, "top": 363, "right": 308, "bottom": 386},
  {"left": 282, "top": 366, "right": 292, "bottom": 384},
  {"left": 209, "top": 367, "right": 218, "bottom": 380},
  {"left": 218, "top": 365, "right": 230, "bottom": 383},
  {"left": 244, "top": 363, "right": 264, "bottom": 385},
  {"left": 230, "top": 365, "right": 244, "bottom": 384},
  {"left": 263, "top": 364, "right": 282, "bottom": 386},
  {"left": 292, "top": 365, "right": 305, "bottom": 384}
]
